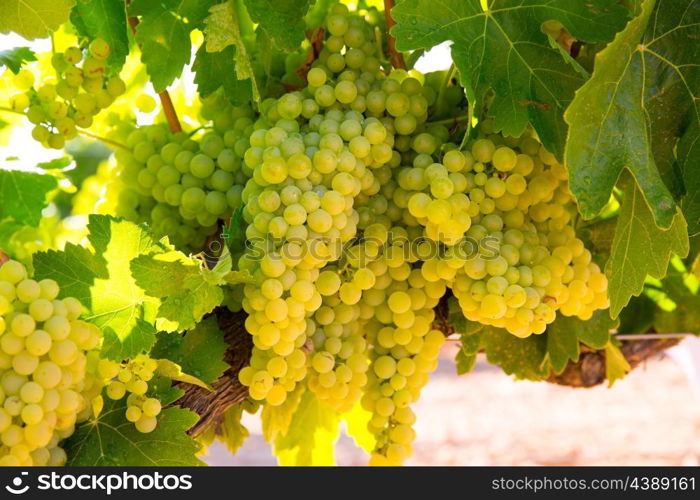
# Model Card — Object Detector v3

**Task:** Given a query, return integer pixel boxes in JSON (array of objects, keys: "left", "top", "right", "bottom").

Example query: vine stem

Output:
[
  {"left": 76, "top": 129, "right": 130, "bottom": 150},
  {"left": 427, "top": 115, "right": 470, "bottom": 126},
  {"left": 127, "top": 6, "right": 182, "bottom": 134},
  {"left": 0, "top": 106, "right": 129, "bottom": 150},
  {"left": 0, "top": 106, "right": 23, "bottom": 116},
  {"left": 383, "top": 0, "right": 406, "bottom": 70}
]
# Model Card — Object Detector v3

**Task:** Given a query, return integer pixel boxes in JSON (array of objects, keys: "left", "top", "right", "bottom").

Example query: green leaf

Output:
[
  {"left": 604, "top": 341, "right": 631, "bottom": 387},
  {"left": 481, "top": 327, "right": 549, "bottom": 380},
  {"left": 131, "top": 250, "right": 225, "bottom": 332},
  {"left": 64, "top": 399, "right": 203, "bottom": 466},
  {"left": 193, "top": 45, "right": 252, "bottom": 103},
  {"left": 261, "top": 384, "right": 305, "bottom": 443},
  {"left": 447, "top": 295, "right": 484, "bottom": 336},
  {"left": 148, "top": 375, "right": 184, "bottom": 405},
  {"left": 223, "top": 206, "right": 247, "bottom": 255},
  {"left": 129, "top": 0, "right": 209, "bottom": 92},
  {"left": 543, "top": 320, "right": 579, "bottom": 374},
  {"left": 0, "top": 47, "right": 36, "bottom": 74},
  {"left": 654, "top": 269, "right": 700, "bottom": 334},
  {"left": 33, "top": 215, "right": 162, "bottom": 360},
  {"left": 150, "top": 316, "right": 228, "bottom": 385},
  {"left": 455, "top": 349, "right": 478, "bottom": 375},
  {"left": 576, "top": 310, "right": 618, "bottom": 349},
  {"left": 617, "top": 294, "right": 657, "bottom": 333},
  {"left": 455, "top": 330, "right": 482, "bottom": 375},
  {"left": 70, "top": 0, "right": 129, "bottom": 69},
  {"left": 565, "top": 0, "right": 699, "bottom": 228},
  {"left": 222, "top": 270, "right": 258, "bottom": 285},
  {"left": 544, "top": 310, "right": 617, "bottom": 374},
  {"left": 203, "top": 1, "right": 260, "bottom": 101},
  {"left": 679, "top": 120, "right": 700, "bottom": 236},
  {"left": 273, "top": 391, "right": 340, "bottom": 466},
  {"left": 155, "top": 359, "right": 213, "bottom": 390},
  {"left": 343, "top": 402, "right": 375, "bottom": 454},
  {"left": 606, "top": 178, "right": 689, "bottom": 317},
  {"left": 243, "top": 0, "right": 310, "bottom": 51},
  {"left": 36, "top": 156, "right": 72, "bottom": 171},
  {"left": 392, "top": 0, "right": 628, "bottom": 159},
  {"left": 0, "top": 169, "right": 57, "bottom": 226},
  {"left": 0, "top": 0, "right": 75, "bottom": 39},
  {"left": 578, "top": 217, "right": 618, "bottom": 267},
  {"left": 217, "top": 405, "right": 250, "bottom": 454}
]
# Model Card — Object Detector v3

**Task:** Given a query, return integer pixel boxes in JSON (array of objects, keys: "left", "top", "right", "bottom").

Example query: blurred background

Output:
[{"left": 204, "top": 338, "right": 700, "bottom": 466}]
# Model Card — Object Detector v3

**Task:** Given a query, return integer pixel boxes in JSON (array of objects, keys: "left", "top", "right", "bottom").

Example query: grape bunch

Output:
[
  {"left": 110, "top": 97, "right": 254, "bottom": 249},
  {"left": 402, "top": 131, "right": 610, "bottom": 337},
  {"left": 78, "top": 3, "right": 610, "bottom": 467},
  {"left": 9, "top": 38, "right": 126, "bottom": 149},
  {"left": 0, "top": 260, "right": 101, "bottom": 466},
  {"left": 85, "top": 354, "right": 162, "bottom": 434}
]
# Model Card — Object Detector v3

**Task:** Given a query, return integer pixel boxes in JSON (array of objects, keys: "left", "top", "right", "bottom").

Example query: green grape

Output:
[
  {"left": 63, "top": 47, "right": 82, "bottom": 65},
  {"left": 205, "top": 191, "right": 228, "bottom": 215},
  {"left": 189, "top": 154, "right": 215, "bottom": 179},
  {"left": 181, "top": 187, "right": 207, "bottom": 212},
  {"left": 89, "top": 38, "right": 111, "bottom": 60},
  {"left": 136, "top": 94, "right": 157, "bottom": 113}
]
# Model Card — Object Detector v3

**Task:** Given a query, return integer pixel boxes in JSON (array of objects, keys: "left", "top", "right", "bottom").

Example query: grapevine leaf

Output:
[
  {"left": 606, "top": 178, "right": 689, "bottom": 317},
  {"left": 155, "top": 359, "right": 212, "bottom": 391},
  {"left": 544, "top": 311, "right": 617, "bottom": 374},
  {"left": 544, "top": 324, "right": 579, "bottom": 375},
  {"left": 243, "top": 0, "right": 310, "bottom": 51},
  {"left": 223, "top": 206, "right": 247, "bottom": 255},
  {"left": 604, "top": 341, "right": 631, "bottom": 387},
  {"left": 193, "top": 45, "right": 252, "bottom": 104},
  {"left": 273, "top": 391, "right": 339, "bottom": 466},
  {"left": 261, "top": 384, "right": 305, "bottom": 443},
  {"left": 565, "top": 0, "right": 700, "bottom": 228},
  {"left": 679, "top": 120, "right": 700, "bottom": 236},
  {"left": 211, "top": 246, "right": 233, "bottom": 280},
  {"left": 36, "top": 156, "right": 72, "bottom": 171},
  {"left": 0, "top": 169, "right": 57, "bottom": 226},
  {"left": 578, "top": 217, "right": 618, "bottom": 266},
  {"left": 481, "top": 327, "right": 548, "bottom": 380},
  {"left": 218, "top": 405, "right": 249, "bottom": 455},
  {"left": 447, "top": 296, "right": 484, "bottom": 335},
  {"left": 203, "top": 1, "right": 260, "bottom": 101},
  {"left": 223, "top": 270, "right": 258, "bottom": 285},
  {"left": 64, "top": 399, "right": 203, "bottom": 466},
  {"left": 131, "top": 250, "right": 225, "bottom": 333},
  {"left": 148, "top": 376, "right": 184, "bottom": 406},
  {"left": 392, "top": 0, "right": 629, "bottom": 159},
  {"left": 0, "top": 0, "right": 76, "bottom": 40},
  {"left": 617, "top": 295, "right": 657, "bottom": 333},
  {"left": 456, "top": 331, "right": 482, "bottom": 375},
  {"left": 150, "top": 316, "right": 228, "bottom": 385},
  {"left": 70, "top": 0, "right": 129, "bottom": 69},
  {"left": 343, "top": 402, "right": 375, "bottom": 454},
  {"left": 455, "top": 349, "right": 478, "bottom": 375},
  {"left": 34, "top": 215, "right": 162, "bottom": 361},
  {"left": 0, "top": 47, "right": 36, "bottom": 74},
  {"left": 304, "top": 0, "right": 336, "bottom": 30},
  {"left": 654, "top": 270, "right": 700, "bottom": 334},
  {"left": 129, "top": 0, "right": 209, "bottom": 92},
  {"left": 576, "top": 310, "right": 618, "bottom": 349}
]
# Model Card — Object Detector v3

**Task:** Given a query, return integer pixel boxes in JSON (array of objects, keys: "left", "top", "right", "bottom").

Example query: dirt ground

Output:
[{"left": 202, "top": 344, "right": 700, "bottom": 466}]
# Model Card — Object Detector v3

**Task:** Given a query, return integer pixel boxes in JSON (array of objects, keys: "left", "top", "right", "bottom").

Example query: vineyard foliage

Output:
[{"left": 0, "top": 0, "right": 697, "bottom": 466}]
